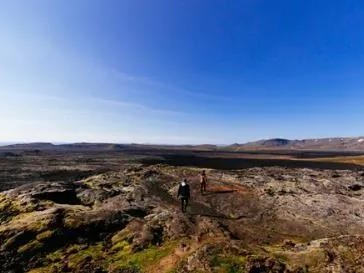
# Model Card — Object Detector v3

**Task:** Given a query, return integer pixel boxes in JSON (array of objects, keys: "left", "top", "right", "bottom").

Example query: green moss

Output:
[
  {"left": 46, "top": 247, "right": 65, "bottom": 263},
  {"left": 272, "top": 252, "right": 289, "bottom": 263},
  {"left": 34, "top": 245, "right": 93, "bottom": 267},
  {"left": 36, "top": 230, "right": 55, "bottom": 242},
  {"left": 66, "top": 243, "right": 105, "bottom": 268},
  {"left": 111, "top": 240, "right": 131, "bottom": 252},
  {"left": 33, "top": 240, "right": 176, "bottom": 273},
  {"left": 34, "top": 243, "right": 106, "bottom": 272},
  {"left": 109, "top": 240, "right": 177, "bottom": 271},
  {"left": 0, "top": 198, "right": 19, "bottom": 223},
  {"left": 17, "top": 240, "right": 43, "bottom": 254},
  {"left": 62, "top": 209, "right": 88, "bottom": 229},
  {"left": 210, "top": 254, "right": 246, "bottom": 273},
  {"left": 269, "top": 246, "right": 326, "bottom": 272},
  {"left": 0, "top": 209, "right": 56, "bottom": 237},
  {"left": 111, "top": 228, "right": 133, "bottom": 245},
  {"left": 0, "top": 195, "right": 41, "bottom": 223},
  {"left": 27, "top": 268, "right": 52, "bottom": 273}
]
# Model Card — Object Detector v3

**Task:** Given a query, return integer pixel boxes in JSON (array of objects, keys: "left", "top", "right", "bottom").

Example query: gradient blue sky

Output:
[{"left": 1, "top": 1, "right": 364, "bottom": 144}]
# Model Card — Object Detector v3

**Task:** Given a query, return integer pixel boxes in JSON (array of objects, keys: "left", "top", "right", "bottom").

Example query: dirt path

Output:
[
  {"left": 175, "top": 174, "right": 253, "bottom": 220},
  {"left": 187, "top": 174, "right": 249, "bottom": 194}
]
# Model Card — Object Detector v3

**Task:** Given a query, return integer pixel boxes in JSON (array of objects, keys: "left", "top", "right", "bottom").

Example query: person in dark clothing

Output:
[{"left": 177, "top": 178, "right": 190, "bottom": 213}]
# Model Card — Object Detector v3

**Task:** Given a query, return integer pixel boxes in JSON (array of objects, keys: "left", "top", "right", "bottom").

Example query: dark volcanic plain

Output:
[
  {"left": 1, "top": 145, "right": 364, "bottom": 192},
  {"left": 2, "top": 143, "right": 364, "bottom": 273}
]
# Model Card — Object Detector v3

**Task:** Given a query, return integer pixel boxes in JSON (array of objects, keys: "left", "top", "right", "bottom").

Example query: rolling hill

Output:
[{"left": 2, "top": 136, "right": 364, "bottom": 152}]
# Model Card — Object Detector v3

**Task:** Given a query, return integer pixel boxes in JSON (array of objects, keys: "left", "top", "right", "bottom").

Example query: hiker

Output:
[
  {"left": 177, "top": 178, "right": 190, "bottom": 213},
  {"left": 200, "top": 170, "right": 207, "bottom": 194}
]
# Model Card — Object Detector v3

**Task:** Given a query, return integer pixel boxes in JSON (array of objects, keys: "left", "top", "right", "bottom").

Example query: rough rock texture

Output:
[{"left": 1, "top": 164, "right": 364, "bottom": 272}]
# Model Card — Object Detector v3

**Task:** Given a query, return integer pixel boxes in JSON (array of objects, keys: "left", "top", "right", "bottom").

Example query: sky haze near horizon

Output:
[{"left": 1, "top": 0, "right": 364, "bottom": 144}]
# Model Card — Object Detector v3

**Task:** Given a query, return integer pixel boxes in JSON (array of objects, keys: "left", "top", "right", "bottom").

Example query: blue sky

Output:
[{"left": 1, "top": 0, "right": 364, "bottom": 144}]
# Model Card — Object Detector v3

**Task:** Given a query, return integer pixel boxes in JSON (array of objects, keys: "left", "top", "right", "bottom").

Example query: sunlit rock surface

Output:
[{"left": 1, "top": 164, "right": 364, "bottom": 272}]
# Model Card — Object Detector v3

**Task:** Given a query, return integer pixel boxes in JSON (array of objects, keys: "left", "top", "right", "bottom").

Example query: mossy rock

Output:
[
  {"left": 111, "top": 240, "right": 132, "bottom": 253},
  {"left": 210, "top": 254, "right": 246, "bottom": 273},
  {"left": 0, "top": 198, "right": 20, "bottom": 223},
  {"left": 17, "top": 239, "right": 43, "bottom": 254},
  {"left": 109, "top": 241, "right": 177, "bottom": 272},
  {"left": 2, "top": 230, "right": 35, "bottom": 250},
  {"left": 112, "top": 228, "right": 134, "bottom": 245},
  {"left": 36, "top": 230, "right": 55, "bottom": 242}
]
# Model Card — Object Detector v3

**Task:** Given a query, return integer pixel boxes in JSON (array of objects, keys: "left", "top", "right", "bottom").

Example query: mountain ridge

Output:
[
  {"left": 228, "top": 136, "right": 364, "bottom": 151},
  {"left": 2, "top": 136, "right": 364, "bottom": 151}
]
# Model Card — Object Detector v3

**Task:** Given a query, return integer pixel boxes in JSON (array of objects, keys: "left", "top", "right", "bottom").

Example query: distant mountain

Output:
[
  {"left": 2, "top": 137, "right": 364, "bottom": 152},
  {"left": 0, "top": 142, "right": 218, "bottom": 152},
  {"left": 226, "top": 137, "right": 364, "bottom": 151},
  {"left": 2, "top": 142, "right": 56, "bottom": 150}
]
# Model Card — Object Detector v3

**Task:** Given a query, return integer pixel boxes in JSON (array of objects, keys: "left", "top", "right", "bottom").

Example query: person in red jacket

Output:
[
  {"left": 200, "top": 170, "right": 207, "bottom": 194},
  {"left": 177, "top": 178, "right": 190, "bottom": 213}
]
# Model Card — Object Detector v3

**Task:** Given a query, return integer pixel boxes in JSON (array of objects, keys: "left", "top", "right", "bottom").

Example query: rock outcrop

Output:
[{"left": 1, "top": 164, "right": 364, "bottom": 272}]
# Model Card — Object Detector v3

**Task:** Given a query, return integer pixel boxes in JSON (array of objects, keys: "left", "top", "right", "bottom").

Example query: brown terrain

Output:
[{"left": 1, "top": 141, "right": 364, "bottom": 273}]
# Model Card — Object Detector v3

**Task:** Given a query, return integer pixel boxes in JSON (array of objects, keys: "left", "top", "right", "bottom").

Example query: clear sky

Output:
[{"left": 1, "top": 1, "right": 364, "bottom": 144}]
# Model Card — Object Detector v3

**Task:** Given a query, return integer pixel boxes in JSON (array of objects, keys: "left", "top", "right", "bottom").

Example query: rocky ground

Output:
[
  {"left": 1, "top": 164, "right": 364, "bottom": 273},
  {"left": 0, "top": 151, "right": 153, "bottom": 192}
]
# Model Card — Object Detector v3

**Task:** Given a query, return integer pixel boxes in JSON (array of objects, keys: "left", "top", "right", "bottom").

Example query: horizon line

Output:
[{"left": 1, "top": 135, "right": 364, "bottom": 147}]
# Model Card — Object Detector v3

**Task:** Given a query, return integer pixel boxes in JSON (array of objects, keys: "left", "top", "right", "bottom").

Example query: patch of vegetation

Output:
[
  {"left": 36, "top": 230, "right": 55, "bottom": 242},
  {"left": 0, "top": 196, "right": 21, "bottom": 223},
  {"left": 264, "top": 245, "right": 326, "bottom": 272},
  {"left": 17, "top": 239, "right": 43, "bottom": 254},
  {"left": 29, "top": 243, "right": 106, "bottom": 273},
  {"left": 210, "top": 254, "right": 246, "bottom": 273},
  {"left": 29, "top": 239, "right": 177, "bottom": 273},
  {"left": 109, "top": 240, "right": 177, "bottom": 271},
  {"left": 67, "top": 243, "right": 105, "bottom": 268}
]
